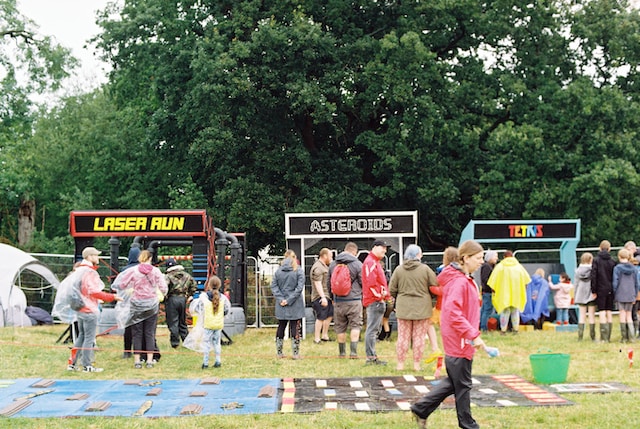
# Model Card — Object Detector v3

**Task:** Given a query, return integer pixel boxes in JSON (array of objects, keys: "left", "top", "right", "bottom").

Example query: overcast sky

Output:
[{"left": 19, "top": 0, "right": 112, "bottom": 93}]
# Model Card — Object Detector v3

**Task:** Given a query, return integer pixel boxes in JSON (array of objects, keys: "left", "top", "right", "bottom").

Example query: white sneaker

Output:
[
  {"left": 83, "top": 365, "right": 104, "bottom": 373},
  {"left": 67, "top": 364, "right": 76, "bottom": 371}
]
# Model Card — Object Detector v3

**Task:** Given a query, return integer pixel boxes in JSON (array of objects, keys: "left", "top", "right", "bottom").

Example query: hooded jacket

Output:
[
  {"left": 271, "top": 258, "right": 305, "bottom": 320},
  {"left": 389, "top": 259, "right": 437, "bottom": 320},
  {"left": 612, "top": 262, "right": 640, "bottom": 303},
  {"left": 113, "top": 262, "right": 168, "bottom": 301},
  {"left": 573, "top": 264, "right": 593, "bottom": 305},
  {"left": 362, "top": 252, "right": 391, "bottom": 308},
  {"left": 440, "top": 263, "right": 481, "bottom": 360},
  {"left": 328, "top": 251, "right": 363, "bottom": 301},
  {"left": 487, "top": 256, "right": 531, "bottom": 313},
  {"left": 591, "top": 250, "right": 616, "bottom": 296},
  {"left": 431, "top": 263, "right": 459, "bottom": 311}
]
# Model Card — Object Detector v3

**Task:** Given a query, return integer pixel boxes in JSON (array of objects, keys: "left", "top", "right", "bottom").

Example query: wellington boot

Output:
[
  {"left": 600, "top": 325, "right": 608, "bottom": 343},
  {"left": 620, "top": 324, "right": 627, "bottom": 343},
  {"left": 607, "top": 323, "right": 613, "bottom": 342},
  {"left": 275, "top": 338, "right": 284, "bottom": 358},
  {"left": 627, "top": 322, "right": 635, "bottom": 343},
  {"left": 589, "top": 324, "right": 596, "bottom": 341},
  {"left": 577, "top": 323, "right": 584, "bottom": 341},
  {"left": 292, "top": 338, "right": 301, "bottom": 360}
]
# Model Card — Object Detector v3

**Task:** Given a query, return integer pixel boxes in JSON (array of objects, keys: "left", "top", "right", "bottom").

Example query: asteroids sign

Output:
[
  {"left": 286, "top": 211, "right": 417, "bottom": 238},
  {"left": 70, "top": 210, "right": 208, "bottom": 237}
]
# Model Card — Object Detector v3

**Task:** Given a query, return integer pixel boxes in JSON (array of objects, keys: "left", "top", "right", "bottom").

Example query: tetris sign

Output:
[
  {"left": 473, "top": 222, "right": 578, "bottom": 240},
  {"left": 69, "top": 210, "right": 208, "bottom": 237}
]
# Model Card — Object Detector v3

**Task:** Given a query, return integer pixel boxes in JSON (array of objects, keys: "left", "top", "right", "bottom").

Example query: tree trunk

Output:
[{"left": 18, "top": 199, "right": 35, "bottom": 246}]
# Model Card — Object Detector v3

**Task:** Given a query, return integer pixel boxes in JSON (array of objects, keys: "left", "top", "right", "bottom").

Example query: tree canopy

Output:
[{"left": 4, "top": 0, "right": 640, "bottom": 255}]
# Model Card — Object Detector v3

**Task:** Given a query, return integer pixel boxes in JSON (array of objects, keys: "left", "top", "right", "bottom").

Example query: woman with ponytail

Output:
[
  {"left": 200, "top": 276, "right": 230, "bottom": 368},
  {"left": 411, "top": 240, "right": 490, "bottom": 429}
]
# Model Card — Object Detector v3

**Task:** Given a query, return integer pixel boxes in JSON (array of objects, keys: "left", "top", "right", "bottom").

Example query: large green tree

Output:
[
  {"left": 0, "top": 0, "right": 76, "bottom": 245},
  {"left": 16, "top": 0, "right": 638, "bottom": 253}
]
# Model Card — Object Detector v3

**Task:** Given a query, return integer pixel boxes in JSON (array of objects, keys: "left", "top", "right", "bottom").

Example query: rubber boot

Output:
[
  {"left": 350, "top": 341, "right": 358, "bottom": 359},
  {"left": 627, "top": 322, "right": 635, "bottom": 343},
  {"left": 291, "top": 338, "right": 301, "bottom": 360},
  {"left": 600, "top": 324, "right": 608, "bottom": 343},
  {"left": 607, "top": 323, "right": 613, "bottom": 342},
  {"left": 338, "top": 342, "right": 346, "bottom": 358},
  {"left": 620, "top": 324, "right": 627, "bottom": 343},
  {"left": 275, "top": 338, "right": 284, "bottom": 358},
  {"left": 589, "top": 324, "right": 596, "bottom": 341},
  {"left": 635, "top": 320, "right": 640, "bottom": 339},
  {"left": 577, "top": 323, "right": 584, "bottom": 341}
]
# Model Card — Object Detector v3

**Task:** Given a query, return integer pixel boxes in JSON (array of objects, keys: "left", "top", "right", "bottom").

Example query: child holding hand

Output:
[{"left": 549, "top": 273, "right": 574, "bottom": 325}]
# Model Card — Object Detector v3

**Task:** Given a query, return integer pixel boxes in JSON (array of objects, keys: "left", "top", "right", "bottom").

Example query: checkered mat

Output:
[
  {"left": 278, "top": 375, "right": 574, "bottom": 413},
  {"left": 0, "top": 378, "right": 280, "bottom": 418}
]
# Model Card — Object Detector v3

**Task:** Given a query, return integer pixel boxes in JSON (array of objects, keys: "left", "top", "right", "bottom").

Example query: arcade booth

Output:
[
  {"left": 459, "top": 219, "right": 581, "bottom": 328},
  {"left": 67, "top": 209, "right": 247, "bottom": 339},
  {"left": 285, "top": 211, "right": 418, "bottom": 333}
]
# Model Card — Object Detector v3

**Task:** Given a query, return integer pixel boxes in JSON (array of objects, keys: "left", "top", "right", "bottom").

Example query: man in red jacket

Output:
[{"left": 362, "top": 240, "right": 392, "bottom": 365}]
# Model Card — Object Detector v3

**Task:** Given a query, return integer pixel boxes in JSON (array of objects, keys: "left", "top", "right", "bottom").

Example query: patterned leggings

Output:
[
  {"left": 396, "top": 319, "right": 429, "bottom": 364},
  {"left": 499, "top": 307, "right": 520, "bottom": 332}
]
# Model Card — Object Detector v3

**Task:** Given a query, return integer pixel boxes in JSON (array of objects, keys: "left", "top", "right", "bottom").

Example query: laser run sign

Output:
[{"left": 69, "top": 210, "right": 208, "bottom": 237}]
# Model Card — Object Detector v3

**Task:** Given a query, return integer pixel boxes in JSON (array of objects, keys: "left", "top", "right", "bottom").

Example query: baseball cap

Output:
[
  {"left": 372, "top": 240, "right": 390, "bottom": 248},
  {"left": 82, "top": 247, "right": 101, "bottom": 259}
]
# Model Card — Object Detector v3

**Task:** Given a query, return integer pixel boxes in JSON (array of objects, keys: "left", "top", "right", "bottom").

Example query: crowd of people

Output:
[{"left": 58, "top": 238, "right": 640, "bottom": 428}]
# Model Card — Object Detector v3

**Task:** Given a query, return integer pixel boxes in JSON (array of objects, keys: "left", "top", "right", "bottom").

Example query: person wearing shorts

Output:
[
  {"left": 328, "top": 242, "right": 363, "bottom": 358},
  {"left": 310, "top": 248, "right": 334, "bottom": 343}
]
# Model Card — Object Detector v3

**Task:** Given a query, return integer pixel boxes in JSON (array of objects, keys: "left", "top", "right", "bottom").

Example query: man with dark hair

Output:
[{"left": 362, "top": 240, "right": 392, "bottom": 365}]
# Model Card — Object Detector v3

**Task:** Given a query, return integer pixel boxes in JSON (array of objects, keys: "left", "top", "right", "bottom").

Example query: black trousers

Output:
[
  {"left": 411, "top": 355, "right": 479, "bottom": 429},
  {"left": 165, "top": 295, "right": 188, "bottom": 347}
]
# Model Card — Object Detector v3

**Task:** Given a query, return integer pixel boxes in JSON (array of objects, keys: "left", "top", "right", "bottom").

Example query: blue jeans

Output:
[
  {"left": 480, "top": 293, "right": 495, "bottom": 331},
  {"left": 556, "top": 308, "right": 569, "bottom": 324},
  {"left": 203, "top": 328, "right": 221, "bottom": 366},
  {"left": 365, "top": 301, "right": 385, "bottom": 360},
  {"left": 74, "top": 311, "right": 98, "bottom": 367}
]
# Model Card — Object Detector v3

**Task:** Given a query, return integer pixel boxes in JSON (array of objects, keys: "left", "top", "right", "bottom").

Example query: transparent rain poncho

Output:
[
  {"left": 51, "top": 269, "right": 81, "bottom": 324},
  {"left": 182, "top": 296, "right": 206, "bottom": 352}
]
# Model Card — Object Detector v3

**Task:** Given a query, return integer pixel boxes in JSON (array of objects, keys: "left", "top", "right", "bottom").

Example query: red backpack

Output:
[{"left": 331, "top": 263, "right": 353, "bottom": 297}]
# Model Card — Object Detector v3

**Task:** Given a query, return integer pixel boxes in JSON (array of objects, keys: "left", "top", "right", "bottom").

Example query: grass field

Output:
[{"left": 0, "top": 321, "right": 637, "bottom": 429}]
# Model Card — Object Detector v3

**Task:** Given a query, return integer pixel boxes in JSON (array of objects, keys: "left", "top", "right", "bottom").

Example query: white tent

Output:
[{"left": 0, "top": 243, "right": 60, "bottom": 327}]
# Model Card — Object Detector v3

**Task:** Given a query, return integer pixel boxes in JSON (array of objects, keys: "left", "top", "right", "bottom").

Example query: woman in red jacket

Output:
[{"left": 411, "top": 240, "right": 488, "bottom": 429}]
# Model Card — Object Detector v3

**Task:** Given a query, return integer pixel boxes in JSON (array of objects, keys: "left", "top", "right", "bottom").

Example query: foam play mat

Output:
[
  {"left": 278, "top": 374, "right": 572, "bottom": 413},
  {"left": 0, "top": 375, "right": 585, "bottom": 418},
  {"left": 0, "top": 378, "right": 280, "bottom": 418}
]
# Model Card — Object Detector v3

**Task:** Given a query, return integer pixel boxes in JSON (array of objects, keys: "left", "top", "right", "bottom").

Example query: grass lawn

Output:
[{"left": 0, "top": 321, "right": 637, "bottom": 429}]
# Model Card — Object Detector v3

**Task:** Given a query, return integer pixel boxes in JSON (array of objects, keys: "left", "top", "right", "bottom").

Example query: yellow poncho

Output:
[{"left": 487, "top": 257, "right": 531, "bottom": 313}]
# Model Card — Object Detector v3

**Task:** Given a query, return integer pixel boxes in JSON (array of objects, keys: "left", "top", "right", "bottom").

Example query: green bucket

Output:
[{"left": 529, "top": 353, "right": 570, "bottom": 384}]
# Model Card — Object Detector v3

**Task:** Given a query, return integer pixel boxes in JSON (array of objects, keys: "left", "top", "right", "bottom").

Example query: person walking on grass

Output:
[
  {"left": 411, "top": 240, "right": 489, "bottom": 429},
  {"left": 591, "top": 240, "right": 616, "bottom": 342},
  {"left": 271, "top": 250, "right": 305, "bottom": 359}
]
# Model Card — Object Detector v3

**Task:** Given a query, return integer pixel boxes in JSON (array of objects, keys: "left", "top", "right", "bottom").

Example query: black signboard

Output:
[
  {"left": 287, "top": 213, "right": 416, "bottom": 236},
  {"left": 70, "top": 210, "right": 208, "bottom": 237},
  {"left": 474, "top": 222, "right": 578, "bottom": 240}
]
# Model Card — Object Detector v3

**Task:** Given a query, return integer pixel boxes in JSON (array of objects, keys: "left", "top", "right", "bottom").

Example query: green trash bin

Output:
[{"left": 529, "top": 353, "right": 570, "bottom": 384}]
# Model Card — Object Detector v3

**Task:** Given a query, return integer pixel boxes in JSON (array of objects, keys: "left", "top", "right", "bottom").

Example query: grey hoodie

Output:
[{"left": 328, "top": 251, "right": 363, "bottom": 300}]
